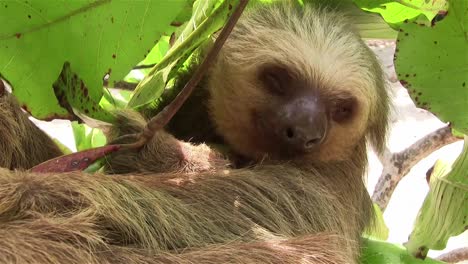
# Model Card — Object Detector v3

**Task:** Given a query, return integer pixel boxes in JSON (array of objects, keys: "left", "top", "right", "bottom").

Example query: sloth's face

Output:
[
  {"left": 206, "top": 2, "right": 389, "bottom": 162},
  {"left": 208, "top": 60, "right": 375, "bottom": 162},
  {"left": 250, "top": 64, "right": 360, "bottom": 160}
]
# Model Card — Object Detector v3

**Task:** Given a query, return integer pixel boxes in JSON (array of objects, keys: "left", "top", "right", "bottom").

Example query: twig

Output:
[
  {"left": 436, "top": 247, "right": 468, "bottom": 263},
  {"left": 133, "top": 64, "right": 156, "bottom": 70},
  {"left": 372, "top": 124, "right": 461, "bottom": 211},
  {"left": 122, "top": 0, "right": 249, "bottom": 150},
  {"left": 0, "top": 79, "right": 4, "bottom": 96},
  {"left": 113, "top": 81, "right": 137, "bottom": 90}
]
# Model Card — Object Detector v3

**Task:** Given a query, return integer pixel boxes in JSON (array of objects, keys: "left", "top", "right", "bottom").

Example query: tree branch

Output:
[
  {"left": 113, "top": 81, "right": 137, "bottom": 90},
  {"left": 436, "top": 247, "right": 468, "bottom": 263},
  {"left": 372, "top": 124, "right": 461, "bottom": 211},
  {"left": 0, "top": 79, "right": 4, "bottom": 96}
]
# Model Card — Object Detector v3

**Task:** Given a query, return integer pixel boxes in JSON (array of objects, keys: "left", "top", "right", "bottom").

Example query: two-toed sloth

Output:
[
  {"left": 0, "top": 1, "right": 389, "bottom": 264},
  {"left": 0, "top": 89, "right": 62, "bottom": 170}
]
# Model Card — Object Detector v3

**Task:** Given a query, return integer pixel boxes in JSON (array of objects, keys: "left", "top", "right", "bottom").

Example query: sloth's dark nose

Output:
[
  {"left": 279, "top": 95, "right": 328, "bottom": 152},
  {"left": 284, "top": 124, "right": 325, "bottom": 150}
]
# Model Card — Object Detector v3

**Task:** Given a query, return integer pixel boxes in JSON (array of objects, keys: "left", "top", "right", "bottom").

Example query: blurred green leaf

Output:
[
  {"left": 406, "top": 137, "right": 468, "bottom": 258},
  {"left": 364, "top": 204, "right": 390, "bottom": 240},
  {"left": 353, "top": 0, "right": 447, "bottom": 26},
  {"left": 100, "top": 88, "right": 132, "bottom": 111},
  {"left": 0, "top": 0, "right": 188, "bottom": 121},
  {"left": 71, "top": 121, "right": 106, "bottom": 151},
  {"left": 346, "top": 2, "right": 397, "bottom": 39},
  {"left": 361, "top": 238, "right": 446, "bottom": 264}
]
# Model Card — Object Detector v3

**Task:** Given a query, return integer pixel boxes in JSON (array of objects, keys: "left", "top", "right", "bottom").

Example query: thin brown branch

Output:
[
  {"left": 113, "top": 81, "right": 137, "bottom": 90},
  {"left": 372, "top": 124, "right": 461, "bottom": 211},
  {"left": 133, "top": 64, "right": 156, "bottom": 70},
  {"left": 122, "top": 0, "right": 250, "bottom": 150},
  {"left": 436, "top": 247, "right": 468, "bottom": 263},
  {"left": 0, "top": 79, "right": 4, "bottom": 97}
]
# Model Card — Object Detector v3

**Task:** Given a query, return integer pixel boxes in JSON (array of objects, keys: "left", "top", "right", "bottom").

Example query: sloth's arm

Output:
[
  {"left": 1, "top": 218, "right": 347, "bottom": 264},
  {"left": 104, "top": 110, "right": 230, "bottom": 174},
  {"left": 105, "top": 129, "right": 229, "bottom": 174},
  {"left": 0, "top": 166, "right": 358, "bottom": 263},
  {"left": 0, "top": 93, "right": 63, "bottom": 170}
]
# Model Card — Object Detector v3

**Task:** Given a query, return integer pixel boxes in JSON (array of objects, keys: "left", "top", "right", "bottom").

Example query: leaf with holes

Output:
[
  {"left": 0, "top": 0, "right": 188, "bottom": 121},
  {"left": 394, "top": 0, "right": 468, "bottom": 134},
  {"left": 54, "top": 62, "right": 114, "bottom": 121}
]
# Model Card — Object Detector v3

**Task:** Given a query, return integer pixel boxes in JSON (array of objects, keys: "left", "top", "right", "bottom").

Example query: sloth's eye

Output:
[
  {"left": 332, "top": 97, "right": 357, "bottom": 123},
  {"left": 258, "top": 65, "right": 291, "bottom": 96}
]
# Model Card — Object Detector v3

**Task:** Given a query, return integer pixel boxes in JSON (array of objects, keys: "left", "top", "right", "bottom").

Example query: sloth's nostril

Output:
[{"left": 286, "top": 127, "right": 295, "bottom": 139}]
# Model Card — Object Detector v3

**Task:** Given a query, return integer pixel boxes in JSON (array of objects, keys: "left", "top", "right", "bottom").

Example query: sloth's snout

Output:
[
  {"left": 283, "top": 124, "right": 325, "bottom": 150},
  {"left": 277, "top": 95, "right": 328, "bottom": 153}
]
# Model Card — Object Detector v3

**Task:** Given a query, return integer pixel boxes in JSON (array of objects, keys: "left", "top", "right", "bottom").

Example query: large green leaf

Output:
[
  {"left": 53, "top": 62, "right": 114, "bottom": 121},
  {"left": 0, "top": 0, "right": 187, "bottom": 121},
  {"left": 123, "top": 0, "right": 193, "bottom": 84},
  {"left": 394, "top": 0, "right": 468, "bottom": 134}
]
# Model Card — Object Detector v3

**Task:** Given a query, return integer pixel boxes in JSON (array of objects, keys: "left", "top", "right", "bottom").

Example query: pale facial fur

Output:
[{"left": 207, "top": 2, "right": 389, "bottom": 162}]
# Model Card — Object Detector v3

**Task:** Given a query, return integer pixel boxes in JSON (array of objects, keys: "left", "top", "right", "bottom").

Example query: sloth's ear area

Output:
[
  {"left": 367, "top": 88, "right": 391, "bottom": 155},
  {"left": 367, "top": 110, "right": 390, "bottom": 155}
]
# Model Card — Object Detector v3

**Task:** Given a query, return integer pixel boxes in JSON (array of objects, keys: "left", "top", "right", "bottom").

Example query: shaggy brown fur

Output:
[
  {"left": 0, "top": 92, "right": 62, "bottom": 170},
  {"left": 104, "top": 110, "right": 230, "bottom": 174},
  {"left": 0, "top": 153, "right": 368, "bottom": 263},
  {"left": 0, "top": 1, "right": 389, "bottom": 264}
]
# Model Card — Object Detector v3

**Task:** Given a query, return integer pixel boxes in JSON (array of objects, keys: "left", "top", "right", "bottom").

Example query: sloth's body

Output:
[
  {"left": 0, "top": 92, "right": 62, "bottom": 169},
  {"left": 0, "top": 1, "right": 389, "bottom": 264}
]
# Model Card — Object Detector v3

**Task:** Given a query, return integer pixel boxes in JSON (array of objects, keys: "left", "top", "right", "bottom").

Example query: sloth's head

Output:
[{"left": 207, "top": 2, "right": 389, "bottom": 162}]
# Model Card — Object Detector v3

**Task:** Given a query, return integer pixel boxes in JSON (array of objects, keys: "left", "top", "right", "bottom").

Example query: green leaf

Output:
[
  {"left": 361, "top": 238, "right": 446, "bottom": 264},
  {"left": 333, "top": 0, "right": 397, "bottom": 39},
  {"left": 350, "top": 8, "right": 398, "bottom": 39},
  {"left": 405, "top": 136, "right": 468, "bottom": 258},
  {"left": 123, "top": 36, "right": 171, "bottom": 84},
  {"left": 0, "top": 0, "right": 188, "bottom": 120},
  {"left": 53, "top": 62, "right": 114, "bottom": 122},
  {"left": 353, "top": 0, "right": 447, "bottom": 26},
  {"left": 127, "top": 69, "right": 168, "bottom": 108},
  {"left": 128, "top": 0, "right": 238, "bottom": 109},
  {"left": 71, "top": 121, "right": 106, "bottom": 151},
  {"left": 394, "top": 0, "right": 468, "bottom": 134},
  {"left": 364, "top": 204, "right": 390, "bottom": 240},
  {"left": 100, "top": 88, "right": 132, "bottom": 111}
]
